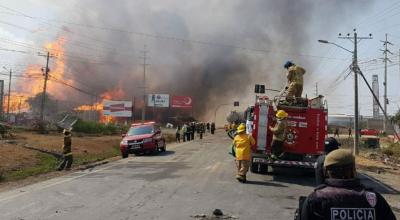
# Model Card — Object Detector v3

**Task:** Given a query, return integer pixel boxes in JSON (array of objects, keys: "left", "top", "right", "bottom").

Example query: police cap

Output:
[{"left": 324, "top": 149, "right": 355, "bottom": 168}]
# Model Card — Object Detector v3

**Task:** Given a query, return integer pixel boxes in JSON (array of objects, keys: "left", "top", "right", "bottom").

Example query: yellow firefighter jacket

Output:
[
  {"left": 287, "top": 65, "right": 306, "bottom": 85},
  {"left": 233, "top": 133, "right": 255, "bottom": 161}
]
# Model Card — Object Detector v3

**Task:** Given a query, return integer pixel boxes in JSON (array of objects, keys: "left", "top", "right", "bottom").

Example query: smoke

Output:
[{"left": 51, "top": 0, "right": 374, "bottom": 121}]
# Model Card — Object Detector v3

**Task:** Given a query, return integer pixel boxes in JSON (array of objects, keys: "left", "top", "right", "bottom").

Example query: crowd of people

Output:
[{"left": 175, "top": 122, "right": 215, "bottom": 143}]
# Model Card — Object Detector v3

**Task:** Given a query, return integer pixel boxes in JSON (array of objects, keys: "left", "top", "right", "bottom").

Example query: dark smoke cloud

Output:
[{"left": 58, "top": 0, "right": 374, "bottom": 121}]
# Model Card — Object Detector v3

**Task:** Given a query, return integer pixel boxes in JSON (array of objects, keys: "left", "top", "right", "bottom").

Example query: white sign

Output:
[
  {"left": 103, "top": 100, "right": 132, "bottom": 117},
  {"left": 147, "top": 94, "right": 169, "bottom": 107}
]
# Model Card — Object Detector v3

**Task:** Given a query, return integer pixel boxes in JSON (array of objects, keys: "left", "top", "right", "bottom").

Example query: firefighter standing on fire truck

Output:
[
  {"left": 284, "top": 61, "right": 306, "bottom": 101},
  {"left": 269, "top": 110, "right": 288, "bottom": 160},
  {"left": 233, "top": 123, "right": 255, "bottom": 183},
  {"left": 57, "top": 128, "right": 73, "bottom": 171}
]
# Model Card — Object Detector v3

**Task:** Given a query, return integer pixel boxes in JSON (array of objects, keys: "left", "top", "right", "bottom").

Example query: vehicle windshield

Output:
[{"left": 127, "top": 125, "right": 154, "bottom": 136}]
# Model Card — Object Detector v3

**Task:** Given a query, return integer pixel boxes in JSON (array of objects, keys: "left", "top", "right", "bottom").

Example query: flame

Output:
[
  {"left": 74, "top": 87, "right": 127, "bottom": 123},
  {"left": 7, "top": 37, "right": 69, "bottom": 114},
  {"left": 2, "top": 93, "right": 30, "bottom": 113}
]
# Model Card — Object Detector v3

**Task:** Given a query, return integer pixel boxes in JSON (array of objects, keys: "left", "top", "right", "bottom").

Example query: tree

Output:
[
  {"left": 27, "top": 92, "right": 58, "bottom": 117},
  {"left": 392, "top": 110, "right": 400, "bottom": 126}
]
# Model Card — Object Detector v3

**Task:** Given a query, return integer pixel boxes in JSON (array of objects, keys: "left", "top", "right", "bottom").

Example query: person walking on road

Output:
[
  {"left": 269, "top": 110, "right": 288, "bottom": 160},
  {"left": 348, "top": 127, "right": 352, "bottom": 137},
  {"left": 233, "top": 123, "right": 255, "bottom": 183},
  {"left": 57, "top": 128, "right": 73, "bottom": 171},
  {"left": 175, "top": 125, "right": 181, "bottom": 143},
  {"left": 182, "top": 124, "right": 188, "bottom": 142},
  {"left": 211, "top": 122, "right": 216, "bottom": 134},
  {"left": 299, "top": 149, "right": 396, "bottom": 220},
  {"left": 206, "top": 122, "right": 210, "bottom": 133},
  {"left": 315, "top": 137, "right": 340, "bottom": 186},
  {"left": 333, "top": 127, "right": 339, "bottom": 138},
  {"left": 191, "top": 123, "right": 195, "bottom": 140},
  {"left": 186, "top": 124, "right": 192, "bottom": 141}
]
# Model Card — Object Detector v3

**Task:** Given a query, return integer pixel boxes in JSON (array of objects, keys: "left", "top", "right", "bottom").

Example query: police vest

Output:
[{"left": 309, "top": 185, "right": 381, "bottom": 220}]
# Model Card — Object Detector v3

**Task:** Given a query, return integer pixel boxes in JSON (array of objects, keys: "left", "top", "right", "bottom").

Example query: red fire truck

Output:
[{"left": 248, "top": 96, "right": 327, "bottom": 174}]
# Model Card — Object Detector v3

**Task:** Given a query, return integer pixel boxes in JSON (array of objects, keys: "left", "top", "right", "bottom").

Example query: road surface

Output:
[{"left": 0, "top": 131, "right": 398, "bottom": 219}]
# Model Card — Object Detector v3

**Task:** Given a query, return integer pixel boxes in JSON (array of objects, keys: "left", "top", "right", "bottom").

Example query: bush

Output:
[
  {"left": 381, "top": 143, "right": 400, "bottom": 157},
  {"left": 73, "top": 119, "right": 124, "bottom": 134}
]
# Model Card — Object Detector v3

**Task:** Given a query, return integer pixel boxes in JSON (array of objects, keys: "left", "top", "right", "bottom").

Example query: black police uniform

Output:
[{"left": 300, "top": 178, "right": 396, "bottom": 220}]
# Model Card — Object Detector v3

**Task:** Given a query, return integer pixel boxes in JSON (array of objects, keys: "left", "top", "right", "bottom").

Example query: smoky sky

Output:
[{"left": 56, "top": 0, "right": 374, "bottom": 120}]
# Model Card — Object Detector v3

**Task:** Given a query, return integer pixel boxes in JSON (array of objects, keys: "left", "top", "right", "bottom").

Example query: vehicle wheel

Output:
[
  {"left": 121, "top": 151, "right": 129, "bottom": 158},
  {"left": 251, "top": 162, "right": 268, "bottom": 174}
]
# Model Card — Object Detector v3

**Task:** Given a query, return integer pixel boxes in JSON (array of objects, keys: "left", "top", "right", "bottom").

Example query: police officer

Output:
[
  {"left": 300, "top": 149, "right": 396, "bottom": 220},
  {"left": 57, "top": 128, "right": 73, "bottom": 171},
  {"left": 315, "top": 137, "right": 340, "bottom": 186}
]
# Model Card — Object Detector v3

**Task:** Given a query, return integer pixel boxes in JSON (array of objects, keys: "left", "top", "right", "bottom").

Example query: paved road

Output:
[{"left": 0, "top": 131, "right": 398, "bottom": 219}]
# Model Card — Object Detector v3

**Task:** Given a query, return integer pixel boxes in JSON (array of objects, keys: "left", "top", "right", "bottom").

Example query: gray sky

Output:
[{"left": 0, "top": 0, "right": 399, "bottom": 120}]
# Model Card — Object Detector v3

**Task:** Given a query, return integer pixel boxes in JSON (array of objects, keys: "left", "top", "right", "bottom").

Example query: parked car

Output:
[
  {"left": 360, "top": 128, "right": 380, "bottom": 136},
  {"left": 120, "top": 122, "right": 166, "bottom": 158}
]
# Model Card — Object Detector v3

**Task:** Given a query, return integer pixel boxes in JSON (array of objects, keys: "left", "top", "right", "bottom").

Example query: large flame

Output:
[
  {"left": 74, "top": 87, "right": 126, "bottom": 123},
  {"left": 5, "top": 37, "right": 69, "bottom": 113}
]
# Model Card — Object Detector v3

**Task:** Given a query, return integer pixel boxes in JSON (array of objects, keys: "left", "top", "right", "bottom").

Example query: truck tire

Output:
[
  {"left": 251, "top": 162, "right": 269, "bottom": 174},
  {"left": 121, "top": 151, "right": 129, "bottom": 159}
]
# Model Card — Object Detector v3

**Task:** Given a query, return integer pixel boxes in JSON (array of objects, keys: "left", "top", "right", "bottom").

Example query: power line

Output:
[{"left": 0, "top": 4, "right": 348, "bottom": 60}]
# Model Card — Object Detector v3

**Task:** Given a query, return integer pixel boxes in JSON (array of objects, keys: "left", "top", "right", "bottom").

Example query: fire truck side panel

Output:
[{"left": 252, "top": 103, "right": 326, "bottom": 156}]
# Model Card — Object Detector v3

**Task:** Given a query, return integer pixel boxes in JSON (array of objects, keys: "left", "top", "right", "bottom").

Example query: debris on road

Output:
[{"left": 190, "top": 209, "right": 239, "bottom": 219}]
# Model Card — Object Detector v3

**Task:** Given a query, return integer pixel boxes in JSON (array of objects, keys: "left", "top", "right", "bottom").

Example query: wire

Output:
[{"left": 0, "top": 4, "right": 347, "bottom": 60}]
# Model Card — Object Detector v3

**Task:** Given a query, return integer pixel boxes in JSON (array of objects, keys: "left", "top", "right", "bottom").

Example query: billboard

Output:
[
  {"left": 102, "top": 100, "right": 132, "bottom": 117},
  {"left": 147, "top": 94, "right": 169, "bottom": 107},
  {"left": 171, "top": 96, "right": 193, "bottom": 108}
]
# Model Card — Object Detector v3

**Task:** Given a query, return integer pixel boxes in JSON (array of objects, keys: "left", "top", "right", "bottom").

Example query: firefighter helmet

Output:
[
  {"left": 236, "top": 123, "right": 246, "bottom": 133},
  {"left": 276, "top": 110, "right": 288, "bottom": 119}
]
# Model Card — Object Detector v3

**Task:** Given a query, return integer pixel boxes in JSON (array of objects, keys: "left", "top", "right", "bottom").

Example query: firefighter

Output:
[
  {"left": 299, "top": 149, "right": 396, "bottom": 220},
  {"left": 233, "top": 123, "right": 255, "bottom": 183},
  {"left": 57, "top": 128, "right": 73, "bottom": 171},
  {"left": 315, "top": 137, "right": 340, "bottom": 186},
  {"left": 269, "top": 110, "right": 288, "bottom": 160},
  {"left": 284, "top": 61, "right": 306, "bottom": 102}
]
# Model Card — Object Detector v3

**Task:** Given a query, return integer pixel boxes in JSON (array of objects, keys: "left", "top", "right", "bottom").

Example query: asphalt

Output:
[{"left": 0, "top": 131, "right": 398, "bottom": 220}]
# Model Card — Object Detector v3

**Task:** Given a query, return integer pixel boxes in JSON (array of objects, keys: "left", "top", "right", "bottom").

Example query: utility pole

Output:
[
  {"left": 338, "top": 29, "right": 372, "bottom": 155},
  {"left": 381, "top": 33, "right": 393, "bottom": 133},
  {"left": 38, "top": 52, "right": 54, "bottom": 122},
  {"left": 2, "top": 67, "right": 12, "bottom": 121},
  {"left": 140, "top": 45, "right": 149, "bottom": 122},
  {"left": 315, "top": 82, "right": 318, "bottom": 96}
]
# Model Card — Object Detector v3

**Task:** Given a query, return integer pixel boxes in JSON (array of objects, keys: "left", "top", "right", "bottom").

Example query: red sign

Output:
[{"left": 172, "top": 96, "right": 193, "bottom": 108}]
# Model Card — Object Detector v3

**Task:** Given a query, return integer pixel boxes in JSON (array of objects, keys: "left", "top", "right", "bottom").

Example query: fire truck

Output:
[{"left": 247, "top": 95, "right": 327, "bottom": 174}]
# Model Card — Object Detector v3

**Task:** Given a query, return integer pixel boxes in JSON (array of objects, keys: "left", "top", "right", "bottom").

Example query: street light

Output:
[
  {"left": 318, "top": 38, "right": 359, "bottom": 155},
  {"left": 318, "top": 40, "right": 353, "bottom": 54}
]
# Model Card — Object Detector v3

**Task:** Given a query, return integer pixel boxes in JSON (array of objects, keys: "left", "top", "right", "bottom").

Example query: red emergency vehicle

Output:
[{"left": 249, "top": 96, "right": 327, "bottom": 173}]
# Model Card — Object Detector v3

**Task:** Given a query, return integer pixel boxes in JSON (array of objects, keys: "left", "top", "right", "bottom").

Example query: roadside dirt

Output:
[
  {"left": 15, "top": 132, "right": 121, "bottom": 155},
  {"left": 0, "top": 142, "right": 38, "bottom": 171}
]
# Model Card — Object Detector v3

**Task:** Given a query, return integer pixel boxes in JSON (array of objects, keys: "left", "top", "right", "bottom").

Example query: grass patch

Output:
[
  {"left": 381, "top": 143, "right": 400, "bottom": 158},
  {"left": 2, "top": 153, "right": 58, "bottom": 182},
  {"left": 74, "top": 145, "right": 121, "bottom": 166},
  {"left": 73, "top": 120, "right": 128, "bottom": 135}
]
